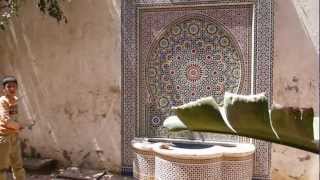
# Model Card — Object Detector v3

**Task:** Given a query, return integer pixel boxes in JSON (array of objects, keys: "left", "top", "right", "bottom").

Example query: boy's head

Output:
[{"left": 2, "top": 75, "right": 18, "bottom": 97}]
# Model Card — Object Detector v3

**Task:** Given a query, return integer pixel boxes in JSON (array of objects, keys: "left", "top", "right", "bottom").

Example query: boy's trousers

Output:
[{"left": 0, "top": 134, "right": 26, "bottom": 180}]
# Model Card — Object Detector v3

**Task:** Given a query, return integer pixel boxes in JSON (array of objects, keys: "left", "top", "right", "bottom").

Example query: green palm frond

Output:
[{"left": 164, "top": 93, "right": 319, "bottom": 154}]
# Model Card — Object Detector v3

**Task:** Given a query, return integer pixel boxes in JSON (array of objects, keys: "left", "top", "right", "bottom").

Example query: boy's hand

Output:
[
  {"left": 18, "top": 120, "right": 36, "bottom": 130},
  {"left": 5, "top": 120, "right": 21, "bottom": 130}
]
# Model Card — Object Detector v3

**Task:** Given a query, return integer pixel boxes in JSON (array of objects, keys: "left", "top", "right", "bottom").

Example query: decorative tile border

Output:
[
  {"left": 121, "top": 0, "right": 137, "bottom": 175},
  {"left": 122, "top": 0, "right": 273, "bottom": 179}
]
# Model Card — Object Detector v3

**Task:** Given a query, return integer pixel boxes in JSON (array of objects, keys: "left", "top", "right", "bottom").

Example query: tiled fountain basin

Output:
[{"left": 132, "top": 138, "right": 255, "bottom": 180}]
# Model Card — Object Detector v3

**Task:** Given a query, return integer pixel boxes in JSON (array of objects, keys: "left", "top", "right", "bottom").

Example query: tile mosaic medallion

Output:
[{"left": 122, "top": 0, "right": 273, "bottom": 179}]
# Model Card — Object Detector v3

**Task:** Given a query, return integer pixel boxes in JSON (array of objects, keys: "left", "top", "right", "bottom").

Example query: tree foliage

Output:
[{"left": 0, "top": 0, "right": 67, "bottom": 30}]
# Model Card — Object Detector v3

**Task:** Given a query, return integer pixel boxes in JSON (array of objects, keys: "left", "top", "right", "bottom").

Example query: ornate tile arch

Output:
[{"left": 121, "top": 0, "right": 273, "bottom": 179}]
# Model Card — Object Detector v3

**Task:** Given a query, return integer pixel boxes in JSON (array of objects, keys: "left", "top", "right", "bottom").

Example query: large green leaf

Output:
[
  {"left": 163, "top": 93, "right": 319, "bottom": 154},
  {"left": 163, "top": 115, "right": 188, "bottom": 131},
  {"left": 271, "top": 106, "right": 317, "bottom": 152},
  {"left": 223, "top": 93, "right": 278, "bottom": 142},
  {"left": 172, "top": 96, "right": 234, "bottom": 134}
]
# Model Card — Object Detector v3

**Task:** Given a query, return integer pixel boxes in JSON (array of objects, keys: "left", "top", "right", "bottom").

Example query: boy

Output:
[{"left": 0, "top": 75, "right": 26, "bottom": 180}]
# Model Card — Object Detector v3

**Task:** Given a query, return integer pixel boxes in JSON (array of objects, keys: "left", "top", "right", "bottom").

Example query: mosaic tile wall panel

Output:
[
  {"left": 121, "top": 0, "right": 137, "bottom": 174},
  {"left": 138, "top": 5, "right": 252, "bottom": 137},
  {"left": 122, "top": 0, "right": 273, "bottom": 179}
]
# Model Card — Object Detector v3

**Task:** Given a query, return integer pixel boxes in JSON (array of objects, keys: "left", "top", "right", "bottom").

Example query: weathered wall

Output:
[
  {"left": 0, "top": 0, "right": 121, "bottom": 171},
  {"left": 272, "top": 0, "right": 319, "bottom": 179},
  {"left": 0, "top": 0, "right": 318, "bottom": 178}
]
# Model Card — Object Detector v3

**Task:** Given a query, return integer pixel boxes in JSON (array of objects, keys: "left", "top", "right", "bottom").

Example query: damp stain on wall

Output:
[{"left": 62, "top": 150, "right": 72, "bottom": 162}]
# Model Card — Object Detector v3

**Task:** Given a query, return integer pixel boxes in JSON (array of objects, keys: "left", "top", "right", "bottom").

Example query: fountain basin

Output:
[
  {"left": 132, "top": 139, "right": 157, "bottom": 180},
  {"left": 132, "top": 138, "right": 255, "bottom": 180}
]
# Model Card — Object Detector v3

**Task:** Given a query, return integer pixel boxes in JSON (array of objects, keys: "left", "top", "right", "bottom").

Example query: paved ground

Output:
[
  {"left": 4, "top": 172, "right": 133, "bottom": 180},
  {"left": 26, "top": 174, "right": 134, "bottom": 180},
  {"left": 6, "top": 159, "right": 134, "bottom": 180}
]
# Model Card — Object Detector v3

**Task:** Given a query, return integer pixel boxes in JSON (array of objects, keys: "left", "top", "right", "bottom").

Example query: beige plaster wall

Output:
[
  {"left": 272, "top": 0, "right": 319, "bottom": 179},
  {"left": 292, "top": 0, "right": 319, "bottom": 53},
  {"left": 0, "top": 0, "right": 121, "bottom": 171},
  {"left": 0, "top": 0, "right": 318, "bottom": 178}
]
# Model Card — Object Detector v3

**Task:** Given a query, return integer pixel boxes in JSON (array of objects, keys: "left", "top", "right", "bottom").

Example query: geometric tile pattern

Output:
[
  {"left": 139, "top": 6, "right": 252, "bottom": 137},
  {"left": 133, "top": 153, "right": 155, "bottom": 180},
  {"left": 122, "top": 1, "right": 273, "bottom": 179},
  {"left": 155, "top": 157, "right": 224, "bottom": 180},
  {"left": 155, "top": 156, "right": 254, "bottom": 180},
  {"left": 222, "top": 159, "right": 254, "bottom": 180}
]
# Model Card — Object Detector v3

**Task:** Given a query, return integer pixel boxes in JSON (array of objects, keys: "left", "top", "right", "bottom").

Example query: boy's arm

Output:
[{"left": 0, "top": 99, "right": 21, "bottom": 131}]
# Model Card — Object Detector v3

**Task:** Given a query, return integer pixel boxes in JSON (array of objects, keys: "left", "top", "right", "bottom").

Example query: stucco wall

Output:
[
  {"left": 0, "top": 0, "right": 122, "bottom": 171},
  {"left": 0, "top": 0, "right": 318, "bottom": 178},
  {"left": 272, "top": 0, "right": 319, "bottom": 179}
]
